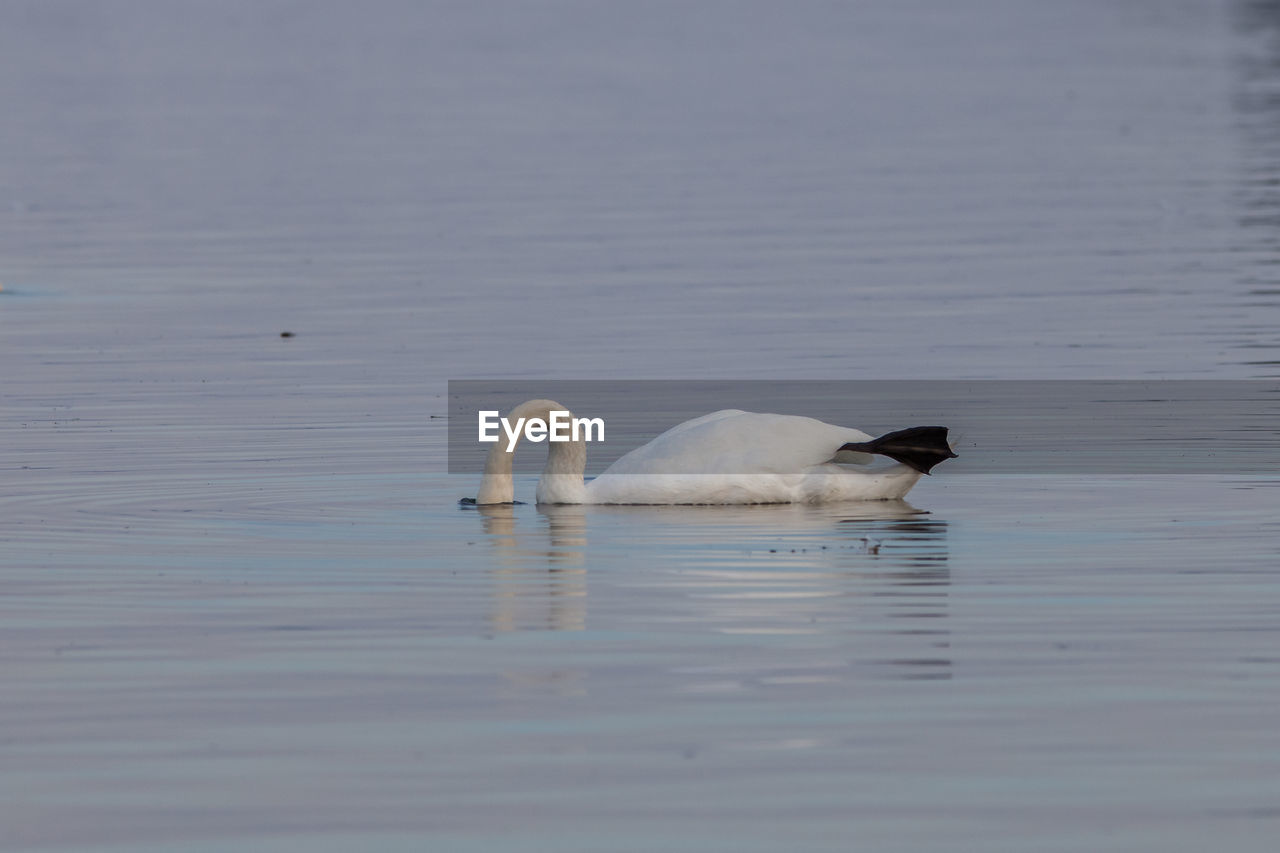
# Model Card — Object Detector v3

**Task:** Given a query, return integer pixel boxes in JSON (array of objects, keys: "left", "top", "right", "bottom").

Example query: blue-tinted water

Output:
[{"left": 2, "top": 1, "right": 1279, "bottom": 851}]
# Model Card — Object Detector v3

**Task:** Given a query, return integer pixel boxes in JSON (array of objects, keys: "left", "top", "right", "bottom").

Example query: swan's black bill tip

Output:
[{"left": 460, "top": 497, "right": 526, "bottom": 508}]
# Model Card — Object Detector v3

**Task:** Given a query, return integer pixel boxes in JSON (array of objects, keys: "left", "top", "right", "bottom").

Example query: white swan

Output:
[{"left": 473, "top": 399, "right": 956, "bottom": 505}]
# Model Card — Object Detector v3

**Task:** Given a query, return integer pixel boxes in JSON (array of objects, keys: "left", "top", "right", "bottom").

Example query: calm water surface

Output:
[{"left": 2, "top": 1, "right": 1280, "bottom": 851}]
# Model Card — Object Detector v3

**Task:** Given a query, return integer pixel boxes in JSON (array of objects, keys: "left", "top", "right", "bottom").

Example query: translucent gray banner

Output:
[{"left": 448, "top": 380, "right": 1280, "bottom": 475}]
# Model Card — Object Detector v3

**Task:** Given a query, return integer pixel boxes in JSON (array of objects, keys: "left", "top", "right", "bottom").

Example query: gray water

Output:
[{"left": 2, "top": 1, "right": 1279, "bottom": 851}]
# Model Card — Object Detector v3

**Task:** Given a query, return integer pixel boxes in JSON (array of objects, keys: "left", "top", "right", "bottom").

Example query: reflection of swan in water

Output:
[
  {"left": 468, "top": 501, "right": 950, "bottom": 679},
  {"left": 582, "top": 496, "right": 928, "bottom": 526},
  {"left": 468, "top": 499, "right": 952, "bottom": 681},
  {"left": 474, "top": 399, "right": 956, "bottom": 505},
  {"left": 477, "top": 503, "right": 587, "bottom": 634},
  {"left": 476, "top": 502, "right": 586, "bottom": 565}
]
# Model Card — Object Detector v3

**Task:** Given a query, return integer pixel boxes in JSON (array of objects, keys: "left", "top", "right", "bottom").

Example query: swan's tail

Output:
[{"left": 840, "top": 426, "right": 957, "bottom": 475}]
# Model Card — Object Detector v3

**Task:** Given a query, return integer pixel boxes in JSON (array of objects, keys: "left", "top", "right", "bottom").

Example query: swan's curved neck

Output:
[{"left": 475, "top": 399, "right": 588, "bottom": 505}]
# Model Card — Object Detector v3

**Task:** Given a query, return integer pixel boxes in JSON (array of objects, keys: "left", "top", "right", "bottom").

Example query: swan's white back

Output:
[
  {"left": 582, "top": 410, "right": 920, "bottom": 505},
  {"left": 596, "top": 410, "right": 870, "bottom": 476}
]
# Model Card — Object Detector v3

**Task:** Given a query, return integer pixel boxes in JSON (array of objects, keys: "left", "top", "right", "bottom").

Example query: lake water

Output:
[{"left": 2, "top": 1, "right": 1279, "bottom": 851}]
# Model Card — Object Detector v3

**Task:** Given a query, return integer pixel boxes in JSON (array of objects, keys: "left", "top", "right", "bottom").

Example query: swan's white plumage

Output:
[
  {"left": 476, "top": 400, "right": 932, "bottom": 505},
  {"left": 596, "top": 410, "right": 873, "bottom": 476}
]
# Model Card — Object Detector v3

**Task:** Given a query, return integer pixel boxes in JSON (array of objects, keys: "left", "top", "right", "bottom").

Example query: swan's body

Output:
[{"left": 475, "top": 399, "right": 955, "bottom": 506}]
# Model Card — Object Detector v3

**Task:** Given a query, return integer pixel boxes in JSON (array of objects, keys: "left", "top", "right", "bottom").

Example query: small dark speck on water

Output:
[{"left": 280, "top": 331, "right": 294, "bottom": 338}]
